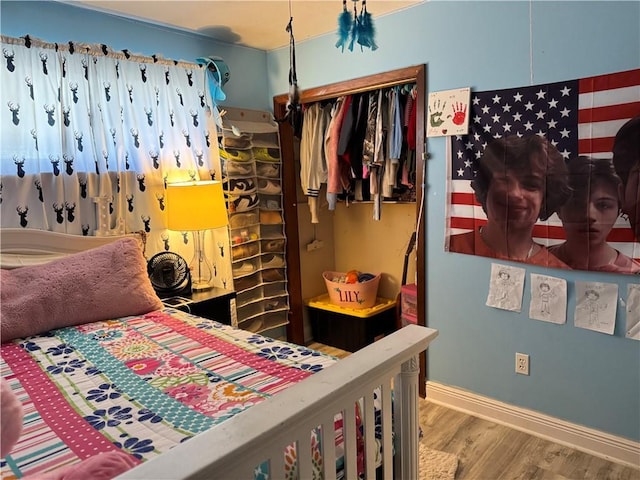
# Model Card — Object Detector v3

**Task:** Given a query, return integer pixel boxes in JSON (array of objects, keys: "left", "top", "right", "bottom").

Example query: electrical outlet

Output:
[{"left": 515, "top": 353, "right": 529, "bottom": 375}]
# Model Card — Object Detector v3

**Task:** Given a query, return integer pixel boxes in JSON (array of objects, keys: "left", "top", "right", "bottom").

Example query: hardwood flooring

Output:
[
  {"left": 420, "top": 401, "right": 639, "bottom": 480},
  {"left": 309, "top": 342, "right": 640, "bottom": 480}
]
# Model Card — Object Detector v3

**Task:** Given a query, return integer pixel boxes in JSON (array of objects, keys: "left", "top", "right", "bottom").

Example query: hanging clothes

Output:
[
  {"left": 383, "top": 86, "right": 403, "bottom": 198},
  {"left": 300, "top": 102, "right": 331, "bottom": 223},
  {"left": 369, "top": 89, "right": 387, "bottom": 220},
  {"left": 296, "top": 82, "right": 417, "bottom": 213},
  {"left": 325, "top": 96, "right": 352, "bottom": 210}
]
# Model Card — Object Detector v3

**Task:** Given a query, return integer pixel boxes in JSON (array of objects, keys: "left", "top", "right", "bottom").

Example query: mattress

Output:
[{"left": 1, "top": 308, "right": 340, "bottom": 479}]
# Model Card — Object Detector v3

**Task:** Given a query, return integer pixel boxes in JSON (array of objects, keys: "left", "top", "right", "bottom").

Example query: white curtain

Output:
[
  {"left": 0, "top": 34, "right": 232, "bottom": 289},
  {"left": 1, "top": 34, "right": 222, "bottom": 234}
]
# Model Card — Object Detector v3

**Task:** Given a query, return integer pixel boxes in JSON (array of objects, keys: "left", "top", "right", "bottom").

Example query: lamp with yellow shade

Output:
[{"left": 166, "top": 181, "right": 228, "bottom": 291}]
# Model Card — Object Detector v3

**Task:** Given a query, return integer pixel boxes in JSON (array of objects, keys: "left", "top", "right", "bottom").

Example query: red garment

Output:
[
  {"left": 449, "top": 229, "right": 571, "bottom": 269},
  {"left": 326, "top": 96, "right": 352, "bottom": 194},
  {"left": 548, "top": 244, "right": 640, "bottom": 274}
]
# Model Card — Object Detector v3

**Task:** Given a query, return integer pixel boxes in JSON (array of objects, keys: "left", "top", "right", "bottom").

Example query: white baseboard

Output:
[{"left": 426, "top": 381, "right": 640, "bottom": 469}]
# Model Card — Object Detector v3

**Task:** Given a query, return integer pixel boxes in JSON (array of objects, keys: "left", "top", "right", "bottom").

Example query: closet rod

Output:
[{"left": 273, "top": 65, "right": 421, "bottom": 104}]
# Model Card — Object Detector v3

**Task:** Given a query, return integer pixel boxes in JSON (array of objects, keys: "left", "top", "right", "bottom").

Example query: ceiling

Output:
[{"left": 68, "top": 1, "right": 423, "bottom": 51}]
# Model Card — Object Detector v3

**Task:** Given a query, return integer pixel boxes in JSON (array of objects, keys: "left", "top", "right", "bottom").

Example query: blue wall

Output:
[
  {"left": 267, "top": 1, "right": 640, "bottom": 442},
  {"left": 0, "top": 1, "right": 270, "bottom": 110},
  {"left": 2, "top": 0, "right": 639, "bottom": 442}
]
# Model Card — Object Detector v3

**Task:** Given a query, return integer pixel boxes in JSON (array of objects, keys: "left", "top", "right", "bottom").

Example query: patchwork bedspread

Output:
[{"left": 0, "top": 308, "right": 339, "bottom": 479}]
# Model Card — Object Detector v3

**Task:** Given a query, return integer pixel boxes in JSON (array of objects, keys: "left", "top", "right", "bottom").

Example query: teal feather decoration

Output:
[
  {"left": 357, "top": 4, "right": 377, "bottom": 51},
  {"left": 335, "top": 5, "right": 353, "bottom": 52},
  {"left": 348, "top": 10, "right": 359, "bottom": 51}
]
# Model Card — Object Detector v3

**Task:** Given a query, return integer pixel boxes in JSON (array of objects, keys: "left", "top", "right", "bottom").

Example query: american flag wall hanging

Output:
[{"left": 446, "top": 68, "right": 640, "bottom": 275}]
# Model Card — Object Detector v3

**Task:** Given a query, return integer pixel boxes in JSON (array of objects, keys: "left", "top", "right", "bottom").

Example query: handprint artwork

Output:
[
  {"left": 427, "top": 87, "right": 470, "bottom": 137},
  {"left": 452, "top": 102, "right": 467, "bottom": 125}
]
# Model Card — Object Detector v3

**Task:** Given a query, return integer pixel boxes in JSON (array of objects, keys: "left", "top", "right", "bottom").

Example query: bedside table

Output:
[{"left": 162, "top": 288, "right": 236, "bottom": 325}]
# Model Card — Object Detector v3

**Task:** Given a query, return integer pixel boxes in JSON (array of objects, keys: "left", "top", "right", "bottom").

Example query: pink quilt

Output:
[{"left": 0, "top": 308, "right": 338, "bottom": 479}]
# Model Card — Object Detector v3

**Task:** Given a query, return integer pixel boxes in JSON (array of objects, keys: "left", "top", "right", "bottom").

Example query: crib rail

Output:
[{"left": 116, "top": 324, "right": 438, "bottom": 480}]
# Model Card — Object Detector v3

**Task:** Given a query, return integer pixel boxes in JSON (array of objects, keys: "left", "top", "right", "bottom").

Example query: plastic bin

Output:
[
  {"left": 323, "top": 271, "right": 381, "bottom": 309},
  {"left": 401, "top": 283, "right": 417, "bottom": 317},
  {"left": 401, "top": 313, "right": 418, "bottom": 327},
  {"left": 305, "top": 294, "right": 397, "bottom": 352}
]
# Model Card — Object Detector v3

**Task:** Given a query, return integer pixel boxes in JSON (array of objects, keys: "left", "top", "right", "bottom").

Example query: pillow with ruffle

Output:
[{"left": 1, "top": 237, "right": 163, "bottom": 342}]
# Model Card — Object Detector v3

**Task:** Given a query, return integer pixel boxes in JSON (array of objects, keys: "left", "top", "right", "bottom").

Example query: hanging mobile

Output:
[
  {"left": 335, "top": 0, "right": 353, "bottom": 52},
  {"left": 357, "top": 0, "right": 377, "bottom": 51}
]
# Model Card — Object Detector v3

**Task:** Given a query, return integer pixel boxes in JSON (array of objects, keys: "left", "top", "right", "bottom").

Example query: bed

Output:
[{"left": 0, "top": 228, "right": 438, "bottom": 480}]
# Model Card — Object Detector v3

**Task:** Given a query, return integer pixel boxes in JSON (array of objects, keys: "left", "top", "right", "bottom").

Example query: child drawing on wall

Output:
[
  {"left": 581, "top": 289, "right": 608, "bottom": 328},
  {"left": 537, "top": 282, "right": 554, "bottom": 316}
]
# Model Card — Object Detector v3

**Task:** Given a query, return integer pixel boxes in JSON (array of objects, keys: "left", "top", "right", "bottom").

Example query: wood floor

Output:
[
  {"left": 309, "top": 342, "right": 640, "bottom": 480},
  {"left": 420, "top": 401, "right": 639, "bottom": 480}
]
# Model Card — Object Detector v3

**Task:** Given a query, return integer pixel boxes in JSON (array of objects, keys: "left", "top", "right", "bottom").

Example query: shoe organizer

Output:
[{"left": 220, "top": 108, "right": 289, "bottom": 336}]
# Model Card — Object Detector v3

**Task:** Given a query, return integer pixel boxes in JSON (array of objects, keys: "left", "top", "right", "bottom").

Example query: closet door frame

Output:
[{"left": 274, "top": 64, "right": 427, "bottom": 396}]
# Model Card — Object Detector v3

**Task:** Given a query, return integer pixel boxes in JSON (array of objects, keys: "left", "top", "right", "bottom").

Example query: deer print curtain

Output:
[{"left": 0, "top": 35, "right": 233, "bottom": 290}]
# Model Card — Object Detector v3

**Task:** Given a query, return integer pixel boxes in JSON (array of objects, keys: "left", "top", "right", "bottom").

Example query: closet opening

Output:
[{"left": 274, "top": 64, "right": 427, "bottom": 396}]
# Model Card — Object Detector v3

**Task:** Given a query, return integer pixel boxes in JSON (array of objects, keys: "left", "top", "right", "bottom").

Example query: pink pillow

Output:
[{"left": 1, "top": 238, "right": 163, "bottom": 341}]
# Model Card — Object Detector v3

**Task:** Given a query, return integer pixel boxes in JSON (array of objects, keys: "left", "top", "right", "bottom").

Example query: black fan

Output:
[{"left": 147, "top": 252, "right": 192, "bottom": 298}]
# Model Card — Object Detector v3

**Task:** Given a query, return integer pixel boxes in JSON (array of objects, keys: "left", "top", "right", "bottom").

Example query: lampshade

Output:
[{"left": 166, "top": 181, "right": 228, "bottom": 231}]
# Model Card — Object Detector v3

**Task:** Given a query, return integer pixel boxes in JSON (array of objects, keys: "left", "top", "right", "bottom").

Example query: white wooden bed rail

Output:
[{"left": 117, "top": 324, "right": 438, "bottom": 480}]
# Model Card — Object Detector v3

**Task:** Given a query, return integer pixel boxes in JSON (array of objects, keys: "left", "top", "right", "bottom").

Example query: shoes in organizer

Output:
[
  {"left": 257, "top": 179, "right": 281, "bottom": 195},
  {"left": 225, "top": 160, "right": 254, "bottom": 176},
  {"left": 232, "top": 243, "right": 259, "bottom": 260},
  {"left": 220, "top": 147, "right": 252, "bottom": 162},
  {"left": 234, "top": 275, "right": 260, "bottom": 291},
  {"left": 222, "top": 135, "right": 252, "bottom": 149},
  {"left": 259, "top": 198, "right": 281, "bottom": 210},
  {"left": 262, "top": 268, "right": 285, "bottom": 282},
  {"left": 243, "top": 318, "right": 264, "bottom": 333},
  {"left": 262, "top": 239, "right": 285, "bottom": 252},
  {"left": 264, "top": 299, "right": 287, "bottom": 311},
  {"left": 224, "top": 178, "right": 256, "bottom": 195},
  {"left": 259, "top": 210, "right": 283, "bottom": 224},
  {"left": 229, "top": 212, "right": 259, "bottom": 228},
  {"left": 229, "top": 193, "right": 259, "bottom": 212},
  {"left": 256, "top": 162, "right": 280, "bottom": 178},
  {"left": 253, "top": 147, "right": 280, "bottom": 162},
  {"left": 261, "top": 254, "right": 284, "bottom": 268},
  {"left": 233, "top": 262, "right": 256, "bottom": 276}
]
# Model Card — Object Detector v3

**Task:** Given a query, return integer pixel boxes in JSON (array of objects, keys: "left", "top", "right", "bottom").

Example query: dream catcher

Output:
[{"left": 336, "top": 0, "right": 378, "bottom": 52}]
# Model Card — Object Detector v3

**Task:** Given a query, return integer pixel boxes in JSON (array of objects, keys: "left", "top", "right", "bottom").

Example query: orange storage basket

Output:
[{"left": 322, "top": 271, "right": 381, "bottom": 309}]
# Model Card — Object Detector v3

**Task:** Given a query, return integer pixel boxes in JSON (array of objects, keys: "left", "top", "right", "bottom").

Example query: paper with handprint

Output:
[{"left": 427, "top": 87, "right": 470, "bottom": 137}]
